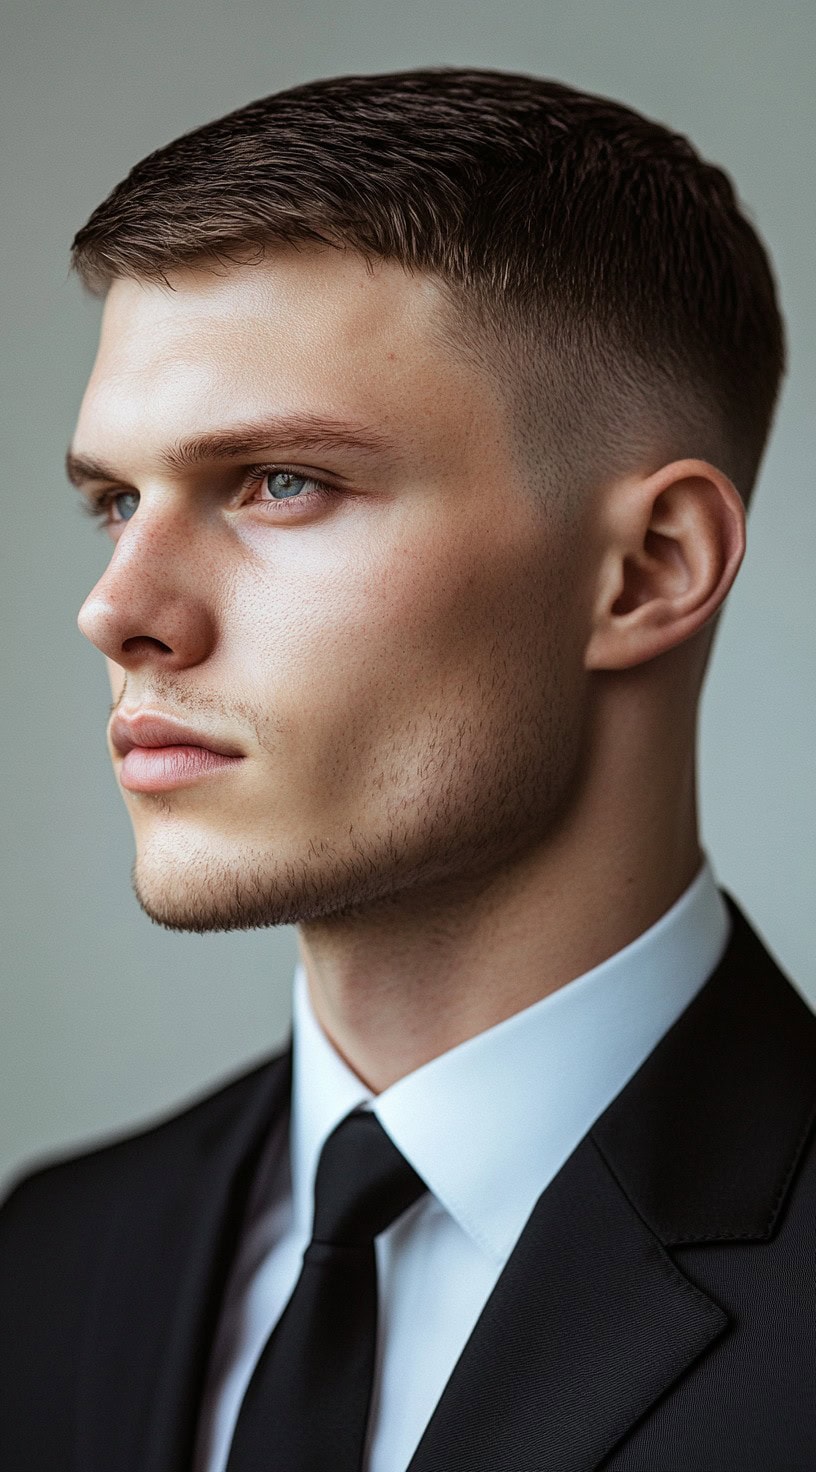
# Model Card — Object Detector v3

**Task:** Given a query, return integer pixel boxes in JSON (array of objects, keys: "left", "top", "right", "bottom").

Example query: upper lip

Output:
[{"left": 110, "top": 711, "right": 245, "bottom": 759}]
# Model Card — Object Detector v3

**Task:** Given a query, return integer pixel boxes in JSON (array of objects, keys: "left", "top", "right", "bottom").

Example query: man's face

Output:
[{"left": 73, "top": 247, "right": 594, "bottom": 930}]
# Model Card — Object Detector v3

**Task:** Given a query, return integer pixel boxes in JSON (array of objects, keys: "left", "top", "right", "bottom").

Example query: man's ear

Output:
[{"left": 584, "top": 458, "right": 746, "bottom": 672}]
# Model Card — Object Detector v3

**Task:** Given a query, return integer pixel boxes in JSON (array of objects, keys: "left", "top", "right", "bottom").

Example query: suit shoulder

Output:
[
  {"left": 0, "top": 1044, "right": 289, "bottom": 1235},
  {"left": 0, "top": 1044, "right": 290, "bottom": 1455}
]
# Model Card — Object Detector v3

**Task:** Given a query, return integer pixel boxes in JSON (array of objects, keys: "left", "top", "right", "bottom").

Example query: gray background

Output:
[{"left": 2, "top": 0, "right": 814, "bottom": 1192}]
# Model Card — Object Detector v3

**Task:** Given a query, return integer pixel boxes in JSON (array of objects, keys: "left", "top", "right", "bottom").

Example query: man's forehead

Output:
[
  {"left": 74, "top": 252, "right": 488, "bottom": 468},
  {"left": 97, "top": 248, "right": 448, "bottom": 356}
]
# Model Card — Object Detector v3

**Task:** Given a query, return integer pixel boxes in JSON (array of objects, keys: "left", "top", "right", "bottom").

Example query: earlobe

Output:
[{"left": 584, "top": 459, "right": 746, "bottom": 673}]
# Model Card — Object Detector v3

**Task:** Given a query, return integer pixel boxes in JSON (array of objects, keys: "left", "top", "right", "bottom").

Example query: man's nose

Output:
[{"left": 77, "top": 509, "right": 217, "bottom": 673}]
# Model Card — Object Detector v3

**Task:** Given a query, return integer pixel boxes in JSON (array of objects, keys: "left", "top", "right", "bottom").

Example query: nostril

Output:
[{"left": 121, "top": 636, "right": 173, "bottom": 654}]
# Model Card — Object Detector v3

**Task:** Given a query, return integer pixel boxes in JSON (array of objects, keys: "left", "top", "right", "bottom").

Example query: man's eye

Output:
[
  {"left": 81, "top": 468, "right": 335, "bottom": 533},
  {"left": 263, "top": 471, "right": 310, "bottom": 500},
  {"left": 245, "top": 466, "right": 335, "bottom": 510},
  {"left": 111, "top": 491, "right": 140, "bottom": 520}
]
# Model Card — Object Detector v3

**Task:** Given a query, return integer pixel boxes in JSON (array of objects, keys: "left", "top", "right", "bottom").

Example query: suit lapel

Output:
[
  {"left": 409, "top": 893, "right": 816, "bottom": 1471},
  {"left": 76, "top": 1044, "right": 292, "bottom": 1472},
  {"left": 407, "top": 1131, "right": 727, "bottom": 1472}
]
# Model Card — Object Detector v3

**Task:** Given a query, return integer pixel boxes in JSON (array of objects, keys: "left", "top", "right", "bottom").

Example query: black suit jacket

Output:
[{"left": 1, "top": 891, "right": 814, "bottom": 1471}]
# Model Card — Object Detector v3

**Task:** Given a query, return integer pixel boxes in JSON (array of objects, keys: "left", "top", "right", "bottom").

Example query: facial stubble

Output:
[{"left": 128, "top": 628, "right": 588, "bottom": 936}]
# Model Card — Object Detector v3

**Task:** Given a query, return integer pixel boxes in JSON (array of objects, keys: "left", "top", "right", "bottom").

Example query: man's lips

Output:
[
  {"left": 109, "top": 711, "right": 245, "bottom": 759},
  {"left": 109, "top": 711, "right": 246, "bottom": 793}
]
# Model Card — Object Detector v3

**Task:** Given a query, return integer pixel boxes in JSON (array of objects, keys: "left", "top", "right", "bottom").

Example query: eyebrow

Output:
[{"left": 65, "top": 413, "right": 395, "bottom": 489}]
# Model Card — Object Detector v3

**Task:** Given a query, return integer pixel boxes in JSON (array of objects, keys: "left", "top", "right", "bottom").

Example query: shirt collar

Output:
[{"left": 290, "top": 857, "right": 730, "bottom": 1263}]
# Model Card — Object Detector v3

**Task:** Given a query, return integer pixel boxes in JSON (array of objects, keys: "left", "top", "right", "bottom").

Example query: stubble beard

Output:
[{"left": 129, "top": 656, "right": 588, "bottom": 936}]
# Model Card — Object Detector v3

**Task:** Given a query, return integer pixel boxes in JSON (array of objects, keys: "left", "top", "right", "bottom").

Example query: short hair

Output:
[{"left": 70, "top": 66, "right": 786, "bottom": 507}]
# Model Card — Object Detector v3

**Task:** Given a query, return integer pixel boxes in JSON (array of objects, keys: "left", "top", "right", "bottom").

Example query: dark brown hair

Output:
[{"left": 70, "top": 67, "right": 786, "bottom": 505}]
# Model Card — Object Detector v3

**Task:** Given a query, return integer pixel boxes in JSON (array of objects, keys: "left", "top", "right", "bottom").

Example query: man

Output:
[{"left": 1, "top": 65, "right": 813, "bottom": 1472}]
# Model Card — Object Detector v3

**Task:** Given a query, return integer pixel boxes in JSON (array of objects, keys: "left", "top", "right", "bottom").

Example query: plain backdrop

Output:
[{"left": 2, "top": 0, "right": 814, "bottom": 1192}]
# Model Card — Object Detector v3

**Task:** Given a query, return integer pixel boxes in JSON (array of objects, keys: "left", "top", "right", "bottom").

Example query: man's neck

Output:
[{"left": 297, "top": 802, "right": 703, "bottom": 1094}]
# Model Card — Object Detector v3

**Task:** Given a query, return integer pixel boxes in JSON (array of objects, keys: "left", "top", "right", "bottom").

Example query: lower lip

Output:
[{"left": 119, "top": 745, "right": 244, "bottom": 793}]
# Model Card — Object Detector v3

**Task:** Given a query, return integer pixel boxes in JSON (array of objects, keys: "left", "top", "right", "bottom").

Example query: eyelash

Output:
[
  {"left": 81, "top": 465, "right": 336, "bottom": 528},
  {"left": 243, "top": 464, "right": 336, "bottom": 510}
]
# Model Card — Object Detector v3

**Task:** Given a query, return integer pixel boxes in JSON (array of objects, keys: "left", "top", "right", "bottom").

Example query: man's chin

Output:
[
  {"left": 131, "top": 858, "right": 315, "bottom": 933},
  {"left": 127, "top": 823, "right": 317, "bottom": 932},
  {"left": 128, "top": 849, "right": 405, "bottom": 933}
]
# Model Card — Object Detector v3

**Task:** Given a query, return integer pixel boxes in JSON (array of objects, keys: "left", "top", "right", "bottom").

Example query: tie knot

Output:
[{"left": 310, "top": 1109, "right": 428, "bottom": 1248}]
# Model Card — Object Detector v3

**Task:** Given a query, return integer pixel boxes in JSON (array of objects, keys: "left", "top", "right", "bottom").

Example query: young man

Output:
[{"left": 1, "top": 66, "right": 813, "bottom": 1472}]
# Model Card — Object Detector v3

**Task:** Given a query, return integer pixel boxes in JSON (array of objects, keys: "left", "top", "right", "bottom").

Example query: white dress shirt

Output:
[{"left": 195, "top": 857, "right": 731, "bottom": 1472}]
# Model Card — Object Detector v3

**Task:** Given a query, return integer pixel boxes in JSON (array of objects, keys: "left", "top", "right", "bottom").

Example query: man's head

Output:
[{"left": 68, "top": 68, "right": 784, "bottom": 933}]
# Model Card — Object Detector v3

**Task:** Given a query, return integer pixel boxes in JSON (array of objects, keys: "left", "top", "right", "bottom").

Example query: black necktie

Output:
[{"left": 225, "top": 1107, "right": 429, "bottom": 1471}]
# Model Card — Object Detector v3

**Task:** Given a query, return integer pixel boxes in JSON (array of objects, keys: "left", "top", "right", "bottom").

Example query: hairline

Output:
[{"left": 87, "top": 246, "right": 748, "bottom": 515}]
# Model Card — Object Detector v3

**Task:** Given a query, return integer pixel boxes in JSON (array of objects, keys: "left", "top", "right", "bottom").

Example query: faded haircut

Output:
[{"left": 70, "top": 67, "right": 786, "bottom": 507}]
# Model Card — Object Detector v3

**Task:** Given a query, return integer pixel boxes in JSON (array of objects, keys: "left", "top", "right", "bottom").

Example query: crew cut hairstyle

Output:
[{"left": 70, "top": 67, "right": 786, "bottom": 507}]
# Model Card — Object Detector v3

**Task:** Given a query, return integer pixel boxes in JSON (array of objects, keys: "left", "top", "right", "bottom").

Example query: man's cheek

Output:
[{"left": 106, "top": 658, "right": 126, "bottom": 702}]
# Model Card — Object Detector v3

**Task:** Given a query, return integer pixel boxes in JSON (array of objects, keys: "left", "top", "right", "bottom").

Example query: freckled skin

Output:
[{"left": 76, "top": 249, "right": 592, "bottom": 931}]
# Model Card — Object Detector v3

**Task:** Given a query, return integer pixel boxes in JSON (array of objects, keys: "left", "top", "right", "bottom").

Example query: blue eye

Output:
[
  {"left": 113, "top": 491, "right": 139, "bottom": 520},
  {"left": 266, "top": 471, "right": 308, "bottom": 499}
]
